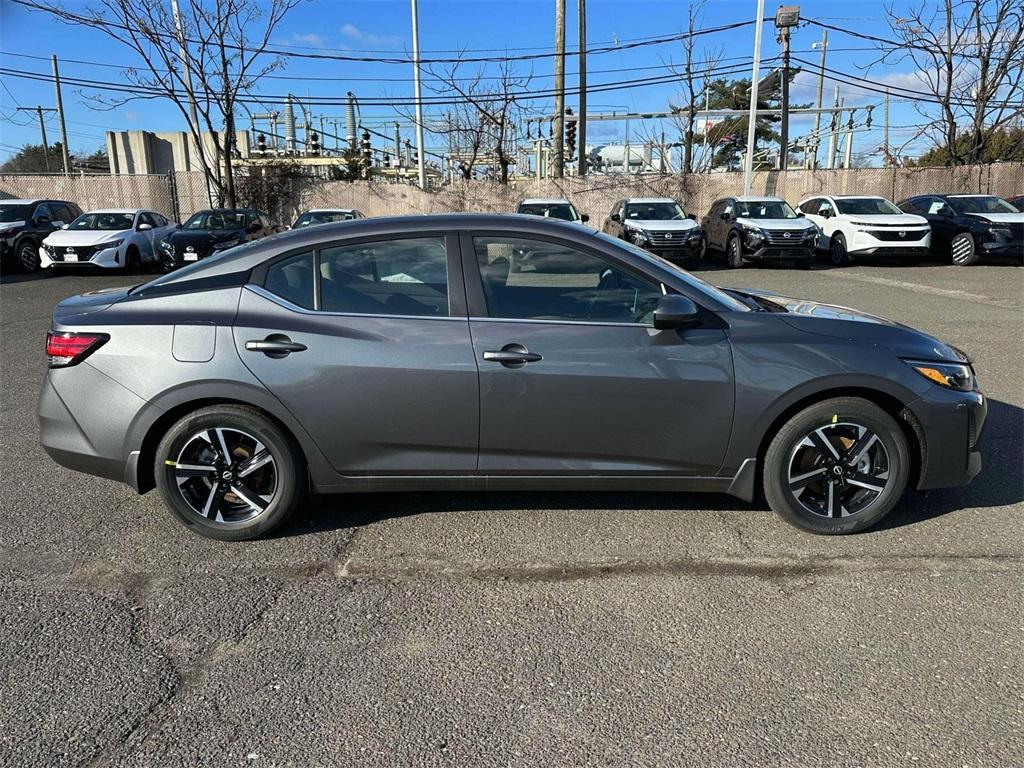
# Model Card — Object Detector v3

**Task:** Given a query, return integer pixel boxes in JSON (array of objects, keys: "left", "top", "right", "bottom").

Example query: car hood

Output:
[
  {"left": 52, "top": 286, "right": 133, "bottom": 320},
  {"left": 165, "top": 228, "right": 244, "bottom": 246},
  {"left": 0, "top": 219, "right": 27, "bottom": 233},
  {"left": 736, "top": 217, "right": 816, "bottom": 231},
  {"left": 736, "top": 287, "right": 969, "bottom": 363},
  {"left": 623, "top": 219, "right": 700, "bottom": 232},
  {"left": 841, "top": 213, "right": 928, "bottom": 226},
  {"left": 962, "top": 212, "right": 1024, "bottom": 224},
  {"left": 43, "top": 229, "right": 131, "bottom": 247}
]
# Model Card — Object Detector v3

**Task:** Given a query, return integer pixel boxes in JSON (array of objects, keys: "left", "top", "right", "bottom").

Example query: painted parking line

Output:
[{"left": 828, "top": 270, "right": 1023, "bottom": 310}]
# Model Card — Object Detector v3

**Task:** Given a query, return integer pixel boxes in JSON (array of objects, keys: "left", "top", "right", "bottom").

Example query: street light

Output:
[{"left": 774, "top": 5, "right": 800, "bottom": 170}]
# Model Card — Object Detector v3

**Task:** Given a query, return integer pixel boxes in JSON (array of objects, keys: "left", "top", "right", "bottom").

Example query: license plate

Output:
[
  {"left": 184, "top": 253, "right": 199, "bottom": 262},
  {"left": 64, "top": 254, "right": 79, "bottom": 262}
]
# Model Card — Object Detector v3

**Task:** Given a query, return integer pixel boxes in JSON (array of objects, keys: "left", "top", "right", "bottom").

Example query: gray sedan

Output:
[{"left": 38, "top": 214, "right": 986, "bottom": 540}]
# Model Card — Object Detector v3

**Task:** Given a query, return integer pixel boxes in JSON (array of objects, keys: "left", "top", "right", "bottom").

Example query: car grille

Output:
[
  {"left": 50, "top": 244, "right": 99, "bottom": 262},
  {"left": 764, "top": 229, "right": 811, "bottom": 245},
  {"left": 646, "top": 230, "right": 698, "bottom": 246},
  {"left": 865, "top": 229, "right": 928, "bottom": 241},
  {"left": 175, "top": 245, "right": 213, "bottom": 260}
]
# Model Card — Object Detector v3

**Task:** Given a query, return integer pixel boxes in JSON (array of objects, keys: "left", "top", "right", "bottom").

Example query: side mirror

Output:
[
  {"left": 61, "top": 223, "right": 69, "bottom": 230},
  {"left": 796, "top": 210, "right": 805, "bottom": 218},
  {"left": 653, "top": 294, "right": 701, "bottom": 331},
  {"left": 610, "top": 213, "right": 620, "bottom": 222},
  {"left": 248, "top": 222, "right": 261, "bottom": 233},
  {"left": 580, "top": 213, "right": 590, "bottom": 223},
  {"left": 137, "top": 222, "right": 153, "bottom": 231},
  {"left": 686, "top": 212, "right": 696, "bottom": 220},
  {"left": 719, "top": 211, "right": 730, "bottom": 220}
]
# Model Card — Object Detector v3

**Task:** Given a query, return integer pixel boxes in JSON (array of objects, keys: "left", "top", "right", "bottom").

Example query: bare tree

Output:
[
  {"left": 413, "top": 57, "right": 534, "bottom": 184},
  {"left": 877, "top": 0, "right": 1024, "bottom": 165},
  {"left": 27, "top": 0, "right": 299, "bottom": 205},
  {"left": 665, "top": 1, "right": 724, "bottom": 173}
]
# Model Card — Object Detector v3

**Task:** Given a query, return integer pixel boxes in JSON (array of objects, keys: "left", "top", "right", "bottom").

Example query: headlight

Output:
[
  {"left": 742, "top": 226, "right": 765, "bottom": 247},
  {"left": 100, "top": 239, "right": 123, "bottom": 250},
  {"left": 213, "top": 238, "right": 241, "bottom": 250},
  {"left": 905, "top": 360, "right": 974, "bottom": 392},
  {"left": 684, "top": 228, "right": 702, "bottom": 242},
  {"left": 158, "top": 239, "right": 174, "bottom": 254},
  {"left": 629, "top": 229, "right": 649, "bottom": 246},
  {"left": 984, "top": 226, "right": 1012, "bottom": 242}
]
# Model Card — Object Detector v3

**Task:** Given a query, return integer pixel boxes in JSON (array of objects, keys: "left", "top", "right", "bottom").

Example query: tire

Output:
[
  {"left": 763, "top": 397, "right": 911, "bottom": 535},
  {"left": 125, "top": 246, "right": 140, "bottom": 273},
  {"left": 830, "top": 233, "right": 852, "bottom": 267},
  {"left": 727, "top": 235, "right": 745, "bottom": 268},
  {"left": 17, "top": 240, "right": 40, "bottom": 272},
  {"left": 154, "top": 404, "right": 305, "bottom": 541},
  {"left": 950, "top": 232, "right": 978, "bottom": 266}
]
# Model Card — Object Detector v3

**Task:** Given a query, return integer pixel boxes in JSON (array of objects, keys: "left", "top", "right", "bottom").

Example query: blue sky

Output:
[{"left": 0, "top": 0, "right": 936, "bottom": 165}]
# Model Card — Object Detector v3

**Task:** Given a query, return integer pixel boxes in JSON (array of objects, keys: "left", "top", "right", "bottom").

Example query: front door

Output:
[
  {"left": 234, "top": 234, "right": 479, "bottom": 474},
  {"left": 464, "top": 233, "right": 734, "bottom": 475}
]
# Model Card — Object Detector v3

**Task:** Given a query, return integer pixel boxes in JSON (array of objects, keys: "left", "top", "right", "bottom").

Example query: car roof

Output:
[
  {"left": 84, "top": 208, "right": 143, "bottom": 215},
  {"left": 830, "top": 195, "right": 886, "bottom": 200},
  {"left": 0, "top": 198, "right": 36, "bottom": 205},
  {"left": 623, "top": 197, "right": 677, "bottom": 203},
  {"left": 735, "top": 195, "right": 785, "bottom": 202},
  {"left": 518, "top": 198, "right": 573, "bottom": 205},
  {"left": 304, "top": 208, "right": 358, "bottom": 213}
]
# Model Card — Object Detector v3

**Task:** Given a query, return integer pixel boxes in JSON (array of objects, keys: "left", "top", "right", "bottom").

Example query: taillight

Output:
[{"left": 46, "top": 331, "right": 109, "bottom": 368}]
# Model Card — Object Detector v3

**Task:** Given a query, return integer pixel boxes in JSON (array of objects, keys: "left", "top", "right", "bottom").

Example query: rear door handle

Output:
[
  {"left": 245, "top": 334, "right": 307, "bottom": 358},
  {"left": 482, "top": 343, "right": 541, "bottom": 368}
]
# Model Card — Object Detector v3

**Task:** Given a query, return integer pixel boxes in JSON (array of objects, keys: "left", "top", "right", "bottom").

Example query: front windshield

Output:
[
  {"left": 294, "top": 211, "right": 355, "bottom": 228},
  {"left": 624, "top": 202, "right": 685, "bottom": 220},
  {"left": 518, "top": 203, "right": 578, "bottom": 221},
  {"left": 591, "top": 231, "right": 750, "bottom": 312},
  {"left": 69, "top": 212, "right": 135, "bottom": 231},
  {"left": 949, "top": 196, "right": 1018, "bottom": 214},
  {"left": 0, "top": 204, "right": 31, "bottom": 223},
  {"left": 835, "top": 198, "right": 902, "bottom": 216},
  {"left": 184, "top": 210, "right": 245, "bottom": 230},
  {"left": 735, "top": 200, "right": 797, "bottom": 219}
]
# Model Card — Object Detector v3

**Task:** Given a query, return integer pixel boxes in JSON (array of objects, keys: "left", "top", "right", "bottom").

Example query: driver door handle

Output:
[
  {"left": 483, "top": 343, "right": 542, "bottom": 368},
  {"left": 245, "top": 335, "right": 307, "bottom": 357}
]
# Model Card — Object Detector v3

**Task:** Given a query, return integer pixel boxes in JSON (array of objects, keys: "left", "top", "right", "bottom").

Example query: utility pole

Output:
[
  {"left": 827, "top": 85, "right": 840, "bottom": 169},
  {"left": 51, "top": 56, "right": 71, "bottom": 174},
  {"left": 743, "top": 0, "right": 766, "bottom": 194},
  {"left": 810, "top": 29, "right": 827, "bottom": 168},
  {"left": 576, "top": 0, "right": 587, "bottom": 177},
  {"left": 16, "top": 106, "right": 55, "bottom": 171},
  {"left": 883, "top": 89, "right": 890, "bottom": 166},
  {"left": 410, "top": 0, "right": 427, "bottom": 189},
  {"left": 701, "top": 87, "right": 711, "bottom": 172},
  {"left": 552, "top": 0, "right": 566, "bottom": 178},
  {"left": 843, "top": 108, "right": 854, "bottom": 168},
  {"left": 171, "top": 0, "right": 211, "bottom": 205},
  {"left": 774, "top": 7, "right": 799, "bottom": 171}
]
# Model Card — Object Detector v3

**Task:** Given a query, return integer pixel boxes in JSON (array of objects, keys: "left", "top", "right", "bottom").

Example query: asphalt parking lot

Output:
[{"left": 1, "top": 257, "right": 1022, "bottom": 767}]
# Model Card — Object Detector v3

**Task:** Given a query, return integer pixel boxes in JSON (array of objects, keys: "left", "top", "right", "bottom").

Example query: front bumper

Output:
[
  {"left": 646, "top": 243, "right": 702, "bottom": 264},
  {"left": 978, "top": 240, "right": 1023, "bottom": 259},
  {"left": 40, "top": 244, "right": 123, "bottom": 269},
  {"left": 905, "top": 385, "right": 987, "bottom": 490},
  {"left": 853, "top": 246, "right": 930, "bottom": 258},
  {"left": 743, "top": 244, "right": 815, "bottom": 262}
]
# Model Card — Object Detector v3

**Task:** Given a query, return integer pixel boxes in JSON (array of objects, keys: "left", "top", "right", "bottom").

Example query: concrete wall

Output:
[{"left": 106, "top": 130, "right": 251, "bottom": 175}]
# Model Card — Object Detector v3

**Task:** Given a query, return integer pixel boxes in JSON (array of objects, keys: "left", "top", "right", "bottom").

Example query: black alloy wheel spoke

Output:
[
  {"left": 237, "top": 448, "right": 272, "bottom": 478},
  {"left": 202, "top": 484, "right": 228, "bottom": 520},
  {"left": 846, "top": 472, "right": 886, "bottom": 492},
  {"left": 174, "top": 463, "right": 217, "bottom": 478},
  {"left": 843, "top": 429, "right": 878, "bottom": 467},
  {"left": 807, "top": 428, "right": 840, "bottom": 460},
  {"left": 789, "top": 467, "right": 828, "bottom": 491},
  {"left": 230, "top": 480, "right": 269, "bottom": 513}
]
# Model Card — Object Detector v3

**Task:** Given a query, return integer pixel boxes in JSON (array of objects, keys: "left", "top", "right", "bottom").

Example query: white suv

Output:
[{"left": 797, "top": 195, "right": 930, "bottom": 266}]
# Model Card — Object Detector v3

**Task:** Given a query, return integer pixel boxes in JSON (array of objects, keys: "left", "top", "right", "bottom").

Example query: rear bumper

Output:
[{"left": 905, "top": 386, "right": 987, "bottom": 490}]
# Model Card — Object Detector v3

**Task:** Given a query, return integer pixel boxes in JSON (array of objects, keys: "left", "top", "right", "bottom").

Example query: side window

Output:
[
  {"left": 259, "top": 214, "right": 271, "bottom": 229},
  {"left": 152, "top": 213, "right": 168, "bottom": 227},
  {"left": 53, "top": 204, "right": 75, "bottom": 223},
  {"left": 473, "top": 236, "right": 663, "bottom": 325},
  {"left": 926, "top": 197, "right": 950, "bottom": 215},
  {"left": 818, "top": 199, "right": 834, "bottom": 217},
  {"left": 264, "top": 251, "right": 315, "bottom": 309},
  {"left": 32, "top": 203, "right": 53, "bottom": 223},
  {"left": 319, "top": 237, "right": 448, "bottom": 316},
  {"left": 801, "top": 198, "right": 820, "bottom": 215},
  {"left": 138, "top": 212, "right": 156, "bottom": 228},
  {"left": 722, "top": 201, "right": 733, "bottom": 218}
]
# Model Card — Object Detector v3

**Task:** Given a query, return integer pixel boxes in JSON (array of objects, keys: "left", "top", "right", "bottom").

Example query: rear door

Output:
[
  {"left": 234, "top": 232, "right": 479, "bottom": 474},
  {"left": 463, "top": 231, "right": 734, "bottom": 475}
]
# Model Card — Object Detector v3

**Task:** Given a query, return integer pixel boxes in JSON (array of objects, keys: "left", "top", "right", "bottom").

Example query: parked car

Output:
[
  {"left": 897, "top": 194, "right": 1024, "bottom": 265},
  {"left": 158, "top": 208, "right": 280, "bottom": 270},
  {"left": 796, "top": 195, "right": 930, "bottom": 266},
  {"left": 0, "top": 198, "right": 82, "bottom": 272},
  {"left": 40, "top": 208, "right": 177, "bottom": 272},
  {"left": 292, "top": 209, "right": 365, "bottom": 229},
  {"left": 701, "top": 196, "right": 818, "bottom": 268},
  {"left": 39, "top": 214, "right": 985, "bottom": 541},
  {"left": 515, "top": 198, "right": 588, "bottom": 223},
  {"left": 601, "top": 197, "right": 702, "bottom": 267}
]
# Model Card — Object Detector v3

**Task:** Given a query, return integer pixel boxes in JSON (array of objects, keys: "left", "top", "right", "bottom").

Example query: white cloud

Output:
[
  {"left": 281, "top": 32, "right": 329, "bottom": 48},
  {"left": 340, "top": 23, "right": 401, "bottom": 47}
]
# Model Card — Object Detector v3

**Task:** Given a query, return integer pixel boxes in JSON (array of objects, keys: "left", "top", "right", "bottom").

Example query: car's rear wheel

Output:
[
  {"left": 830, "top": 233, "right": 852, "bottom": 266},
  {"left": 727, "top": 235, "right": 744, "bottom": 268},
  {"left": 763, "top": 397, "right": 910, "bottom": 534},
  {"left": 154, "top": 405, "right": 305, "bottom": 540},
  {"left": 17, "top": 241, "right": 40, "bottom": 272},
  {"left": 950, "top": 232, "right": 978, "bottom": 266}
]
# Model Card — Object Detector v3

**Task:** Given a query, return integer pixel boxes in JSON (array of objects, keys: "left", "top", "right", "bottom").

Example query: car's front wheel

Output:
[
  {"left": 727, "top": 235, "right": 745, "bottom": 268},
  {"left": 154, "top": 405, "right": 305, "bottom": 540},
  {"left": 830, "top": 233, "right": 852, "bottom": 266},
  {"left": 950, "top": 232, "right": 978, "bottom": 266},
  {"left": 763, "top": 397, "right": 910, "bottom": 534},
  {"left": 17, "top": 240, "right": 40, "bottom": 272}
]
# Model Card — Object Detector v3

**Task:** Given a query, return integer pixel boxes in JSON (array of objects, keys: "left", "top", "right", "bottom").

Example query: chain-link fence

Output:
[{"left": 2, "top": 163, "right": 1021, "bottom": 226}]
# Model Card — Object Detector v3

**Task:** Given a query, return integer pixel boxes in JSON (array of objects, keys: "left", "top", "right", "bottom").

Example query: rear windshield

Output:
[
  {"left": 948, "top": 196, "right": 1017, "bottom": 214},
  {"left": 69, "top": 212, "right": 135, "bottom": 231},
  {"left": 185, "top": 210, "right": 246, "bottom": 230},
  {"left": 834, "top": 198, "right": 902, "bottom": 216},
  {"left": 294, "top": 211, "right": 355, "bottom": 228},
  {"left": 0, "top": 203, "right": 31, "bottom": 222},
  {"left": 735, "top": 200, "right": 797, "bottom": 219},
  {"left": 517, "top": 203, "right": 578, "bottom": 221},
  {"left": 623, "top": 202, "right": 686, "bottom": 220}
]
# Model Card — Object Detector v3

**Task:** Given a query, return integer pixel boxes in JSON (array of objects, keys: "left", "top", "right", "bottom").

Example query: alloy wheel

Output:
[
  {"left": 951, "top": 233, "right": 975, "bottom": 265},
  {"left": 167, "top": 427, "right": 277, "bottom": 524},
  {"left": 786, "top": 422, "right": 890, "bottom": 519}
]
